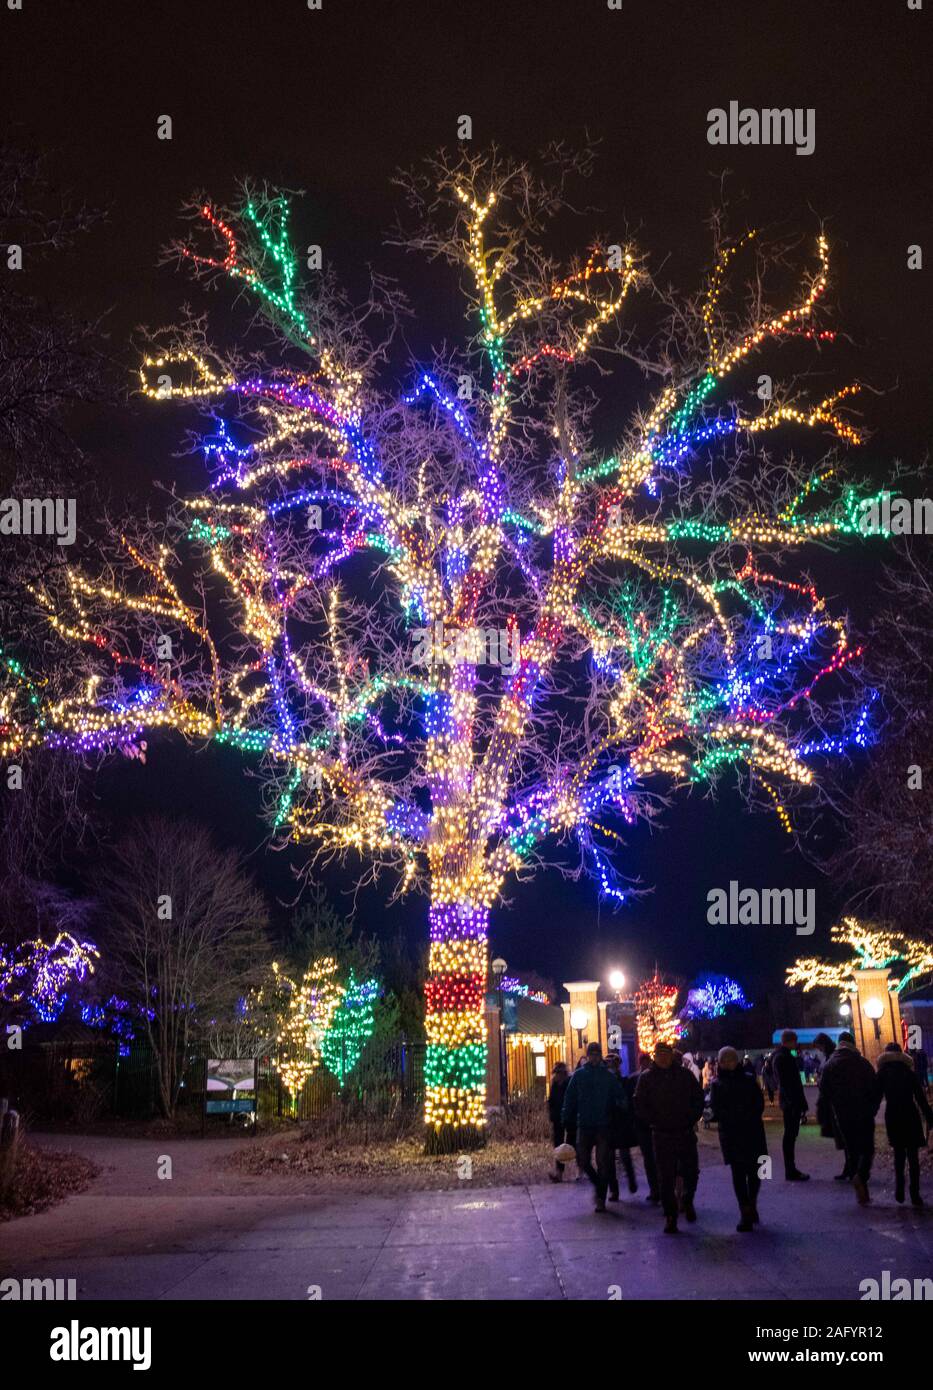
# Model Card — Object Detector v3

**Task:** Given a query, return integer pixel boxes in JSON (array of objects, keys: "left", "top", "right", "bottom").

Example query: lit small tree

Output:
[
  {"left": 635, "top": 973, "right": 682, "bottom": 1053},
  {"left": 1, "top": 151, "right": 881, "bottom": 1149}
]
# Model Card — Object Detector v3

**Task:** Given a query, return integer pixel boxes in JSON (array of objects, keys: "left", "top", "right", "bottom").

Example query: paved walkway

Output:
[{"left": 2, "top": 1123, "right": 930, "bottom": 1299}]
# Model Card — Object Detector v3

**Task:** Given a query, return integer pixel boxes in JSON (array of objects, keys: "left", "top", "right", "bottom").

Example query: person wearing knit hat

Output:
[
  {"left": 710, "top": 1046, "right": 768, "bottom": 1232},
  {"left": 634, "top": 1040, "right": 705, "bottom": 1233}
]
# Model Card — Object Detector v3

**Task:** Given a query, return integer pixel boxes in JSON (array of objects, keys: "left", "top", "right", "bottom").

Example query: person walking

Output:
[
  {"left": 710, "top": 1046, "right": 767, "bottom": 1232},
  {"left": 547, "top": 1060, "right": 575, "bottom": 1182},
  {"left": 634, "top": 1040, "right": 705, "bottom": 1234},
  {"left": 773, "top": 1029, "right": 810, "bottom": 1181},
  {"left": 632, "top": 1051, "right": 661, "bottom": 1203},
  {"left": 876, "top": 1042, "right": 933, "bottom": 1207},
  {"left": 562, "top": 1041, "right": 628, "bottom": 1213},
  {"left": 761, "top": 1050, "right": 776, "bottom": 1104},
  {"left": 605, "top": 1052, "right": 638, "bottom": 1199},
  {"left": 818, "top": 1030, "right": 880, "bottom": 1205},
  {"left": 813, "top": 1032, "right": 849, "bottom": 1181}
]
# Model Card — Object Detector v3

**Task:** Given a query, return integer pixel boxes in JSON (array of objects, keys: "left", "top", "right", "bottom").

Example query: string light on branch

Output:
[
  {"left": 682, "top": 975, "right": 751, "bottom": 1019},
  {"left": 787, "top": 918, "right": 933, "bottom": 999},
  {"left": 0, "top": 934, "right": 99, "bottom": 1024}
]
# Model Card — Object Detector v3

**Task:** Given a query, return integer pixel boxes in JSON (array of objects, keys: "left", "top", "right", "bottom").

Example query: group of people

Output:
[
  {"left": 547, "top": 1028, "right": 933, "bottom": 1234},
  {"left": 549, "top": 1039, "right": 706, "bottom": 1234},
  {"left": 766, "top": 1028, "right": 933, "bottom": 1208}
]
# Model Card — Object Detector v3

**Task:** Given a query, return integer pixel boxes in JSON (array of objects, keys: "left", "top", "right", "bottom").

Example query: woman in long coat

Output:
[
  {"left": 876, "top": 1043, "right": 933, "bottom": 1207},
  {"left": 710, "top": 1046, "right": 767, "bottom": 1232}
]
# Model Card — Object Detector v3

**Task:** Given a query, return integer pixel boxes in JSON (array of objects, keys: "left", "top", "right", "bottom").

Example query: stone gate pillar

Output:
[
  {"left": 851, "top": 969, "right": 902, "bottom": 1066},
  {"left": 561, "top": 981, "right": 606, "bottom": 1069}
]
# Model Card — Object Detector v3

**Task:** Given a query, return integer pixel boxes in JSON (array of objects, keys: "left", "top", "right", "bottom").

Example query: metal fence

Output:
[{"left": 0, "top": 1036, "right": 425, "bottom": 1129}]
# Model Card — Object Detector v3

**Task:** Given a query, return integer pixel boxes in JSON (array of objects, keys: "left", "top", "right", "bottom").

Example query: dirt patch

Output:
[
  {"left": 227, "top": 1129, "right": 564, "bottom": 1191},
  {"left": 0, "top": 1142, "right": 99, "bottom": 1222},
  {"left": 226, "top": 1122, "right": 732, "bottom": 1194}
]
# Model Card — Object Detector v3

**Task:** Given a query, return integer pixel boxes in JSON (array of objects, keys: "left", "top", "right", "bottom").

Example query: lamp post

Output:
[
  {"left": 863, "top": 995, "right": 885, "bottom": 1042},
  {"left": 608, "top": 969, "right": 626, "bottom": 1001},
  {"left": 491, "top": 956, "right": 508, "bottom": 1103},
  {"left": 570, "top": 1007, "right": 589, "bottom": 1057},
  {"left": 852, "top": 969, "right": 902, "bottom": 1064}
]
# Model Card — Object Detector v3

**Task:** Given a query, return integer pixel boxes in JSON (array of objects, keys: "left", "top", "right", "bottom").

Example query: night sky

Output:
[{"left": 3, "top": 0, "right": 931, "bottom": 1002}]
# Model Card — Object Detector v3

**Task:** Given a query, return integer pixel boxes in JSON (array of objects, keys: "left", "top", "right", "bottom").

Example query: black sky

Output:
[{"left": 3, "top": 0, "right": 931, "bottom": 1000}]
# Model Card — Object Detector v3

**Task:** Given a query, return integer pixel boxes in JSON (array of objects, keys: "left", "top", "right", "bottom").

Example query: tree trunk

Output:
[{"left": 423, "top": 901, "right": 489, "bottom": 1154}]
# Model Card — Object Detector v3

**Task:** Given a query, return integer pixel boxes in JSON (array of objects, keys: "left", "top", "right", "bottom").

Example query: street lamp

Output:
[
  {"left": 863, "top": 995, "right": 885, "bottom": 1041},
  {"left": 491, "top": 957, "right": 508, "bottom": 1102},
  {"left": 570, "top": 1006, "right": 589, "bottom": 1056},
  {"left": 608, "top": 969, "right": 626, "bottom": 998}
]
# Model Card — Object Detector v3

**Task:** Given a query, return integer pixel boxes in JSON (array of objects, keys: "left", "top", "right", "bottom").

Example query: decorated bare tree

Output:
[
  {"left": 96, "top": 819, "right": 270, "bottom": 1118},
  {"left": 1, "top": 151, "right": 883, "bottom": 1148}
]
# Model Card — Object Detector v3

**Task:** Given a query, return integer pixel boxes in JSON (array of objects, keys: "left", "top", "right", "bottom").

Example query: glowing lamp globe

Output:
[
  {"left": 609, "top": 970, "right": 626, "bottom": 992},
  {"left": 863, "top": 997, "right": 884, "bottom": 1021},
  {"left": 570, "top": 1008, "right": 589, "bottom": 1031}
]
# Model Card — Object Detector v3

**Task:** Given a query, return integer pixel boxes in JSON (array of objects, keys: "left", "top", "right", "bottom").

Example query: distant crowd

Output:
[{"left": 547, "top": 1031, "right": 933, "bottom": 1233}]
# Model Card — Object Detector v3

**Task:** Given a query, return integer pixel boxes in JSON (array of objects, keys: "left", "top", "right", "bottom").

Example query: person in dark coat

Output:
[
  {"left": 812, "top": 1032, "right": 849, "bottom": 1180},
  {"left": 818, "top": 1031, "right": 880, "bottom": 1205},
  {"left": 634, "top": 1040, "right": 705, "bottom": 1234},
  {"left": 632, "top": 1052, "right": 661, "bottom": 1203},
  {"left": 605, "top": 1052, "right": 638, "bottom": 1199},
  {"left": 761, "top": 1051, "right": 776, "bottom": 1104},
  {"left": 547, "top": 1060, "right": 575, "bottom": 1182},
  {"left": 876, "top": 1043, "right": 933, "bottom": 1207},
  {"left": 773, "top": 1030, "right": 809, "bottom": 1181},
  {"left": 710, "top": 1046, "right": 767, "bottom": 1231},
  {"left": 562, "top": 1041, "right": 628, "bottom": 1213}
]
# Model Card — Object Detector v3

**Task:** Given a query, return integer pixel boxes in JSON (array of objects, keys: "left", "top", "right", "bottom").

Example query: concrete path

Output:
[{"left": 2, "top": 1123, "right": 930, "bottom": 1300}]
